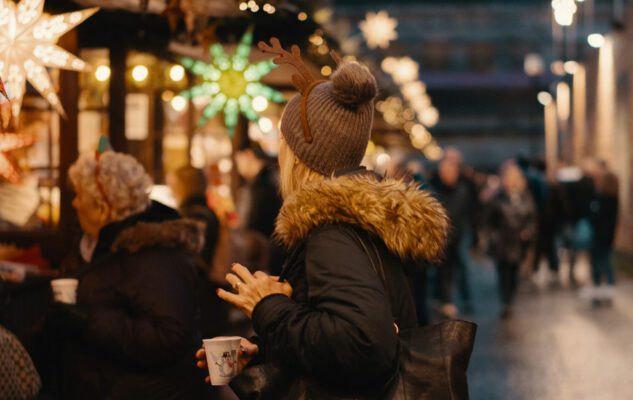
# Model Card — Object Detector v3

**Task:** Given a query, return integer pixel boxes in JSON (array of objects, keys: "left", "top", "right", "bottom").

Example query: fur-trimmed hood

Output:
[
  {"left": 111, "top": 218, "right": 205, "bottom": 255},
  {"left": 274, "top": 173, "right": 449, "bottom": 261}
]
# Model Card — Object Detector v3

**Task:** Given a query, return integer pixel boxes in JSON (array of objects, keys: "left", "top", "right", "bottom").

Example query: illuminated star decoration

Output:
[
  {"left": 359, "top": 10, "right": 398, "bottom": 49},
  {"left": 180, "top": 28, "right": 285, "bottom": 136},
  {"left": 0, "top": 0, "right": 98, "bottom": 119}
]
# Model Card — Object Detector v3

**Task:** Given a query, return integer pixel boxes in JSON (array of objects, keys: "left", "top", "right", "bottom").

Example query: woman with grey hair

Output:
[{"left": 53, "top": 145, "right": 206, "bottom": 399}]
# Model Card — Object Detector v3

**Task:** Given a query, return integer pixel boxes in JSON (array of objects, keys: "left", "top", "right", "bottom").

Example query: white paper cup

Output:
[
  {"left": 51, "top": 279, "right": 79, "bottom": 304},
  {"left": 203, "top": 336, "right": 242, "bottom": 386}
]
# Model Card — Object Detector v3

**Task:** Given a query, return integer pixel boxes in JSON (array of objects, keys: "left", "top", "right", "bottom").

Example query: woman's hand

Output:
[
  {"left": 217, "top": 263, "right": 293, "bottom": 318},
  {"left": 196, "top": 338, "right": 259, "bottom": 385}
]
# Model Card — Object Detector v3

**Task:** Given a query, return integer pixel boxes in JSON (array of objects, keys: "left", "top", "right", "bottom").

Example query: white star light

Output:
[
  {"left": 0, "top": 0, "right": 98, "bottom": 118},
  {"left": 359, "top": 11, "right": 397, "bottom": 49}
]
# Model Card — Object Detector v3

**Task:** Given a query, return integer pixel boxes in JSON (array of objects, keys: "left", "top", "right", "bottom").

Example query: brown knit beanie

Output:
[{"left": 280, "top": 61, "right": 378, "bottom": 176}]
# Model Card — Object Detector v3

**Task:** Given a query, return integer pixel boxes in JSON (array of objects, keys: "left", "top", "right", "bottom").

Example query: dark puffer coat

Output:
[
  {"left": 64, "top": 202, "right": 206, "bottom": 400},
  {"left": 488, "top": 191, "right": 536, "bottom": 264},
  {"left": 250, "top": 171, "right": 449, "bottom": 397}
]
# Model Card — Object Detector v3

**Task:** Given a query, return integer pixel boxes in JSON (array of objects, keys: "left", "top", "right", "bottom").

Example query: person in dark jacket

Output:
[
  {"left": 587, "top": 170, "right": 619, "bottom": 306},
  {"left": 430, "top": 158, "right": 472, "bottom": 317},
  {"left": 169, "top": 165, "right": 230, "bottom": 340},
  {"left": 488, "top": 162, "right": 536, "bottom": 319},
  {"left": 58, "top": 148, "right": 206, "bottom": 400},
  {"left": 199, "top": 49, "right": 449, "bottom": 397},
  {"left": 168, "top": 165, "right": 220, "bottom": 266},
  {"left": 235, "top": 148, "right": 285, "bottom": 275},
  {"left": 558, "top": 164, "right": 596, "bottom": 286}
]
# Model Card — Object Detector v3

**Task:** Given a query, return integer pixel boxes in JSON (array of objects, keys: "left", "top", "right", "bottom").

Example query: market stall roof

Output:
[{"left": 73, "top": 0, "right": 241, "bottom": 17}]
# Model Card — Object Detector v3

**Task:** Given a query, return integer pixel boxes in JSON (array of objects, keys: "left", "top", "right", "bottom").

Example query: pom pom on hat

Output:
[{"left": 331, "top": 61, "right": 378, "bottom": 108}]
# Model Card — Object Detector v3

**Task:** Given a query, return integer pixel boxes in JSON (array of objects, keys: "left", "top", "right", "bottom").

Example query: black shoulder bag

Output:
[{"left": 351, "top": 230, "right": 477, "bottom": 400}]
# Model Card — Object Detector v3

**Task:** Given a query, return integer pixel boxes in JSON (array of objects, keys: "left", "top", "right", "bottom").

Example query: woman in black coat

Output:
[
  {"left": 199, "top": 45, "right": 449, "bottom": 398},
  {"left": 57, "top": 149, "right": 207, "bottom": 400},
  {"left": 488, "top": 163, "right": 536, "bottom": 318}
]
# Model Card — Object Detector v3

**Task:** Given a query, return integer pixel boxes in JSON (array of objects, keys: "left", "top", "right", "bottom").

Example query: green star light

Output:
[{"left": 181, "top": 28, "right": 285, "bottom": 136}]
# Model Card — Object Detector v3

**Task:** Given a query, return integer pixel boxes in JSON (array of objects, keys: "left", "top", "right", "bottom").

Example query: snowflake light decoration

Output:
[
  {"left": 0, "top": 0, "right": 98, "bottom": 119},
  {"left": 181, "top": 28, "right": 285, "bottom": 136},
  {"left": 359, "top": 11, "right": 398, "bottom": 49}
]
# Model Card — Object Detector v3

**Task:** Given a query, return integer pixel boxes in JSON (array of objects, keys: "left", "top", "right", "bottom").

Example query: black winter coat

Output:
[
  {"left": 64, "top": 202, "right": 206, "bottom": 400},
  {"left": 590, "top": 194, "right": 619, "bottom": 247},
  {"left": 179, "top": 194, "right": 220, "bottom": 265},
  {"left": 488, "top": 191, "right": 536, "bottom": 264},
  {"left": 249, "top": 171, "right": 449, "bottom": 397}
]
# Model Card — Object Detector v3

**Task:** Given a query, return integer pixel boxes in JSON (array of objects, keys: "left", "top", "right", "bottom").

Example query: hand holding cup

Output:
[{"left": 196, "top": 337, "right": 259, "bottom": 385}]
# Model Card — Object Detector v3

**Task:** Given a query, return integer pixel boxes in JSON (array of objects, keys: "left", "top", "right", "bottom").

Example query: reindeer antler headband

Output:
[{"left": 258, "top": 38, "right": 342, "bottom": 144}]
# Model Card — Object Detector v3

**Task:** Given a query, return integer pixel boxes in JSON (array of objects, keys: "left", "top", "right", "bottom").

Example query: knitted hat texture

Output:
[{"left": 280, "top": 61, "right": 378, "bottom": 176}]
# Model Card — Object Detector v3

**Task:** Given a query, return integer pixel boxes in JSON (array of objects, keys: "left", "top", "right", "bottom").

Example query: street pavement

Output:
[{"left": 467, "top": 256, "right": 633, "bottom": 400}]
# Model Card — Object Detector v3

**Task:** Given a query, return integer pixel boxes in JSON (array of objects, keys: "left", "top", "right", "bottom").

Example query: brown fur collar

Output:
[
  {"left": 274, "top": 174, "right": 449, "bottom": 261},
  {"left": 111, "top": 219, "right": 205, "bottom": 255}
]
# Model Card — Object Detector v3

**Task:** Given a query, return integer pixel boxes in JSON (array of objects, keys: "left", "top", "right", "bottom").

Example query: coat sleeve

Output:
[
  {"left": 251, "top": 226, "right": 399, "bottom": 387},
  {"left": 83, "top": 251, "right": 197, "bottom": 368}
]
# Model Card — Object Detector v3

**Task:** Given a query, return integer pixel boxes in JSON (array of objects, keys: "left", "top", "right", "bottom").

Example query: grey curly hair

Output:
[{"left": 69, "top": 151, "right": 152, "bottom": 221}]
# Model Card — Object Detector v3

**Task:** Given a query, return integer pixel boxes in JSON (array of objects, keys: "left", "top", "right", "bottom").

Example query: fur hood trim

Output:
[
  {"left": 274, "top": 174, "right": 449, "bottom": 261},
  {"left": 112, "top": 218, "right": 205, "bottom": 255}
]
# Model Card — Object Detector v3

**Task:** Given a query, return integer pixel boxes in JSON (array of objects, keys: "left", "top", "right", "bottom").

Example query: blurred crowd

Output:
[{"left": 405, "top": 147, "right": 620, "bottom": 321}]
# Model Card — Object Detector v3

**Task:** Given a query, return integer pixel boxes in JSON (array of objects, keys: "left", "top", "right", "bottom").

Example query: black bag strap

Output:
[{"left": 349, "top": 229, "right": 399, "bottom": 333}]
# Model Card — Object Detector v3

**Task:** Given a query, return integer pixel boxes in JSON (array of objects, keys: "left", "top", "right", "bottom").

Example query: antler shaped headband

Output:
[{"left": 258, "top": 38, "right": 343, "bottom": 143}]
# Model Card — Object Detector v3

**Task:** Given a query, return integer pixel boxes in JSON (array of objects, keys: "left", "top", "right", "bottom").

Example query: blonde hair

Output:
[
  {"left": 69, "top": 151, "right": 152, "bottom": 221},
  {"left": 278, "top": 136, "right": 324, "bottom": 199}
]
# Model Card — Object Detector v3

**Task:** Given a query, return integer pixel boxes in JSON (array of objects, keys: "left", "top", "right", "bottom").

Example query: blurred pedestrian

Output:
[
  {"left": 168, "top": 165, "right": 220, "bottom": 266},
  {"left": 200, "top": 52, "right": 449, "bottom": 397},
  {"left": 235, "top": 147, "right": 284, "bottom": 275},
  {"left": 558, "top": 162, "right": 596, "bottom": 286},
  {"left": 430, "top": 158, "right": 471, "bottom": 317},
  {"left": 168, "top": 165, "right": 230, "bottom": 340},
  {"left": 446, "top": 147, "right": 478, "bottom": 314},
  {"left": 518, "top": 157, "right": 560, "bottom": 277},
  {"left": 488, "top": 162, "right": 536, "bottom": 319},
  {"left": 587, "top": 169, "right": 619, "bottom": 306},
  {"left": 55, "top": 147, "right": 206, "bottom": 399}
]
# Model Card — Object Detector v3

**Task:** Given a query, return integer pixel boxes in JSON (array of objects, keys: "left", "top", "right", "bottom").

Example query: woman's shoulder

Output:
[{"left": 305, "top": 223, "right": 364, "bottom": 245}]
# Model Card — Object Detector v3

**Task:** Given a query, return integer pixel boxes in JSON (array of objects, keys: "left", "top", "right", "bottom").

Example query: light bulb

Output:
[
  {"left": 258, "top": 117, "right": 273, "bottom": 133},
  {"left": 169, "top": 65, "right": 185, "bottom": 82},
  {"left": 171, "top": 95, "right": 187, "bottom": 112},
  {"left": 95, "top": 65, "right": 111, "bottom": 82},
  {"left": 252, "top": 96, "right": 268, "bottom": 112},
  {"left": 132, "top": 65, "right": 149, "bottom": 82}
]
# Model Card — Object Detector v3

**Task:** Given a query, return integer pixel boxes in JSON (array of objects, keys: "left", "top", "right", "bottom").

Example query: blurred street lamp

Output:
[
  {"left": 550, "top": 61, "right": 566, "bottom": 76},
  {"left": 537, "top": 91, "right": 553, "bottom": 106},
  {"left": 564, "top": 61, "right": 579, "bottom": 75},
  {"left": 524, "top": 53, "right": 545, "bottom": 77},
  {"left": 552, "top": 0, "right": 577, "bottom": 26},
  {"left": 588, "top": 33, "right": 605, "bottom": 48}
]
